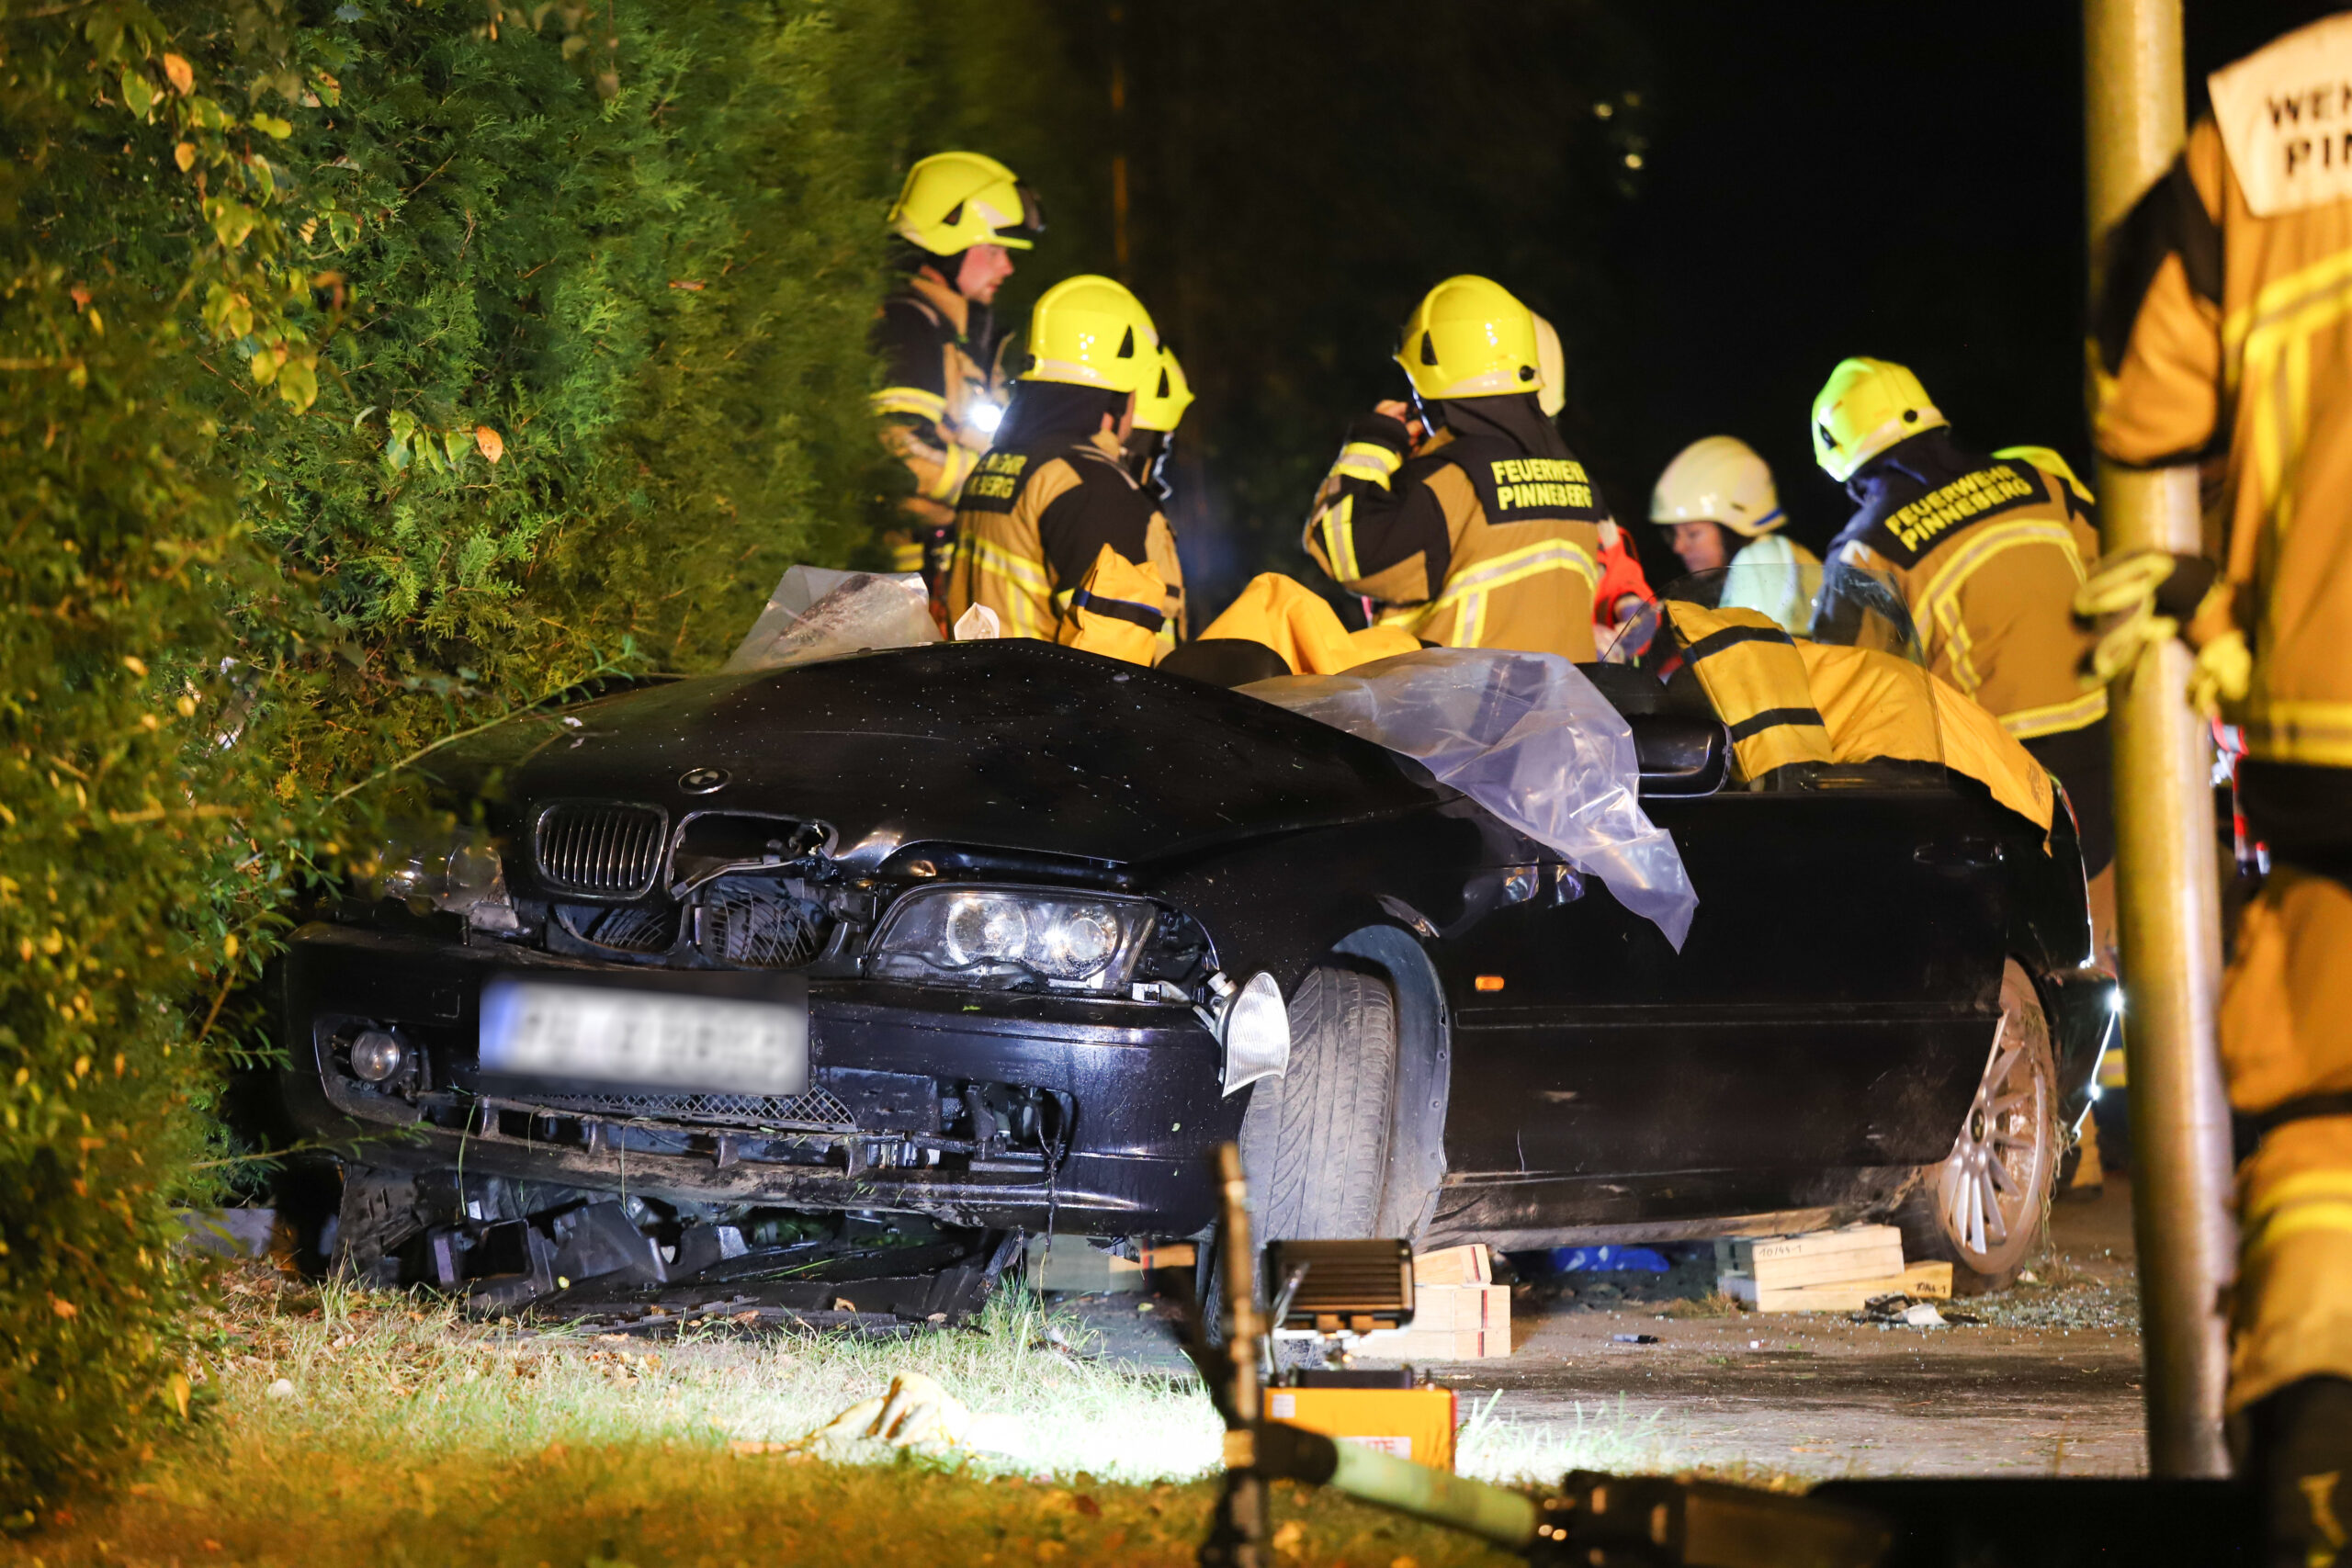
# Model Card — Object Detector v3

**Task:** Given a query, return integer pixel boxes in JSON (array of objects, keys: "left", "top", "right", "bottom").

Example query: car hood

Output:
[{"left": 444, "top": 640, "right": 1449, "bottom": 870}]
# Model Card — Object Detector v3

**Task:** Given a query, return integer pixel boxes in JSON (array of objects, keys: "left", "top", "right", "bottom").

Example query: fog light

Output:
[
  {"left": 1219, "top": 971, "right": 1290, "bottom": 1096},
  {"left": 349, "top": 1030, "right": 410, "bottom": 1084}
]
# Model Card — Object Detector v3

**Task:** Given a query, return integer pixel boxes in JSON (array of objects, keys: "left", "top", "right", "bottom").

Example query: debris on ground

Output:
[
  {"left": 786, "top": 1371, "right": 1021, "bottom": 1459},
  {"left": 1851, "top": 1293, "right": 1985, "bottom": 1329}
]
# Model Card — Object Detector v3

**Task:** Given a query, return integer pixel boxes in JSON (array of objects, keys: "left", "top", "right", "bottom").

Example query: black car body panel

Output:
[
  {"left": 458, "top": 642, "right": 1451, "bottom": 879},
  {"left": 276, "top": 639, "right": 2109, "bottom": 1281}
]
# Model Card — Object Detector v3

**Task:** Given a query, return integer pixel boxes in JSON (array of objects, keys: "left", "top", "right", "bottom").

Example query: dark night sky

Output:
[
  {"left": 1017, "top": 2, "right": 2335, "bottom": 619},
  {"left": 1600, "top": 1, "right": 2324, "bottom": 577}
]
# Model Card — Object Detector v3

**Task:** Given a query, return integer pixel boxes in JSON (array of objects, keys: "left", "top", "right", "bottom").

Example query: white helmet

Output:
[
  {"left": 1532, "top": 313, "right": 1566, "bottom": 419},
  {"left": 1649, "top": 434, "right": 1786, "bottom": 538}
]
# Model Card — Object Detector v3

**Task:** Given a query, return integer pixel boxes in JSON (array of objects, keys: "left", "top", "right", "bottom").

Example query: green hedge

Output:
[{"left": 0, "top": 0, "right": 1033, "bottom": 1521}]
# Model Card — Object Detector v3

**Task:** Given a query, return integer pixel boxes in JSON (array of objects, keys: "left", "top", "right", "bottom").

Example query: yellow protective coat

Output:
[
  {"left": 1053, "top": 545, "right": 1170, "bottom": 668},
  {"left": 1798, "top": 642, "right": 2055, "bottom": 836},
  {"left": 1663, "top": 604, "right": 1831, "bottom": 780},
  {"left": 1196, "top": 573, "right": 1422, "bottom": 675},
  {"left": 1666, "top": 603, "right": 2055, "bottom": 836},
  {"left": 2092, "top": 17, "right": 2352, "bottom": 1416}
]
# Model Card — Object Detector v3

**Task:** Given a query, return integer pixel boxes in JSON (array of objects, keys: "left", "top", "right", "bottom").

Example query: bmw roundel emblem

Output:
[{"left": 679, "top": 766, "right": 729, "bottom": 795}]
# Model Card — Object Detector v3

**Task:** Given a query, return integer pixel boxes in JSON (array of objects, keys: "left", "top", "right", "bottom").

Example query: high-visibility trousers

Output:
[{"left": 2224, "top": 866, "right": 2352, "bottom": 1414}]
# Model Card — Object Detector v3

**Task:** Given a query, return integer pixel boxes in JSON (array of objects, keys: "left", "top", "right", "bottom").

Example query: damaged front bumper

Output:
[{"left": 277, "top": 922, "right": 1244, "bottom": 1238}]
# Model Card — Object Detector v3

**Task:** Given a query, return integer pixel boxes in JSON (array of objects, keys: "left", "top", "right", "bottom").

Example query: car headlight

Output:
[
  {"left": 867, "top": 886, "right": 1155, "bottom": 994},
  {"left": 361, "top": 823, "right": 518, "bottom": 931}
]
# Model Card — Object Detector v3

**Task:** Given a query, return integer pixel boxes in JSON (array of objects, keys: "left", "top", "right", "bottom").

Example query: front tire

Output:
[
  {"left": 1238, "top": 964, "right": 1398, "bottom": 1241},
  {"left": 1896, "top": 959, "right": 2059, "bottom": 1293}
]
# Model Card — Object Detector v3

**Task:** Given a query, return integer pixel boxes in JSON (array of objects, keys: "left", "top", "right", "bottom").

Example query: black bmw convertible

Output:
[{"left": 271, "top": 588, "right": 2113, "bottom": 1314}]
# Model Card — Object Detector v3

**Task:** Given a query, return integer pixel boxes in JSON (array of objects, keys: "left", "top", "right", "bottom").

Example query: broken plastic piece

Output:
[
  {"left": 1611, "top": 1333, "right": 1660, "bottom": 1345},
  {"left": 724, "top": 566, "right": 939, "bottom": 672}
]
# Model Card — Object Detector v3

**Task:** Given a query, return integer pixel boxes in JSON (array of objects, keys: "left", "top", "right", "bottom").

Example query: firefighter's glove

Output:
[
  {"left": 2073, "top": 549, "right": 2220, "bottom": 688},
  {"left": 2188, "top": 628, "right": 2252, "bottom": 719}
]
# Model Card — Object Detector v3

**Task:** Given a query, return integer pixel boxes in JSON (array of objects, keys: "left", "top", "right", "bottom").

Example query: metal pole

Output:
[{"left": 2082, "top": 0, "right": 2238, "bottom": 1479}]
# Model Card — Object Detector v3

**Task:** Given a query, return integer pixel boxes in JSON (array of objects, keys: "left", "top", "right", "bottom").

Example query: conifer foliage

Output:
[{"left": 0, "top": 0, "right": 923, "bottom": 1518}]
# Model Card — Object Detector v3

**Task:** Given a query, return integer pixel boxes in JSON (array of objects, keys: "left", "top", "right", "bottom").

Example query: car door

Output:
[{"left": 1437, "top": 775, "right": 2007, "bottom": 1217}]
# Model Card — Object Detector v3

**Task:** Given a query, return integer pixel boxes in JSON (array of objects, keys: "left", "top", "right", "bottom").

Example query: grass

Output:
[{"left": 4, "top": 1267, "right": 1688, "bottom": 1567}]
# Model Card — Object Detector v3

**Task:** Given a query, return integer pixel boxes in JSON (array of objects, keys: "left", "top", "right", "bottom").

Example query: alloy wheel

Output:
[{"left": 1934, "top": 985, "right": 2053, "bottom": 1269}]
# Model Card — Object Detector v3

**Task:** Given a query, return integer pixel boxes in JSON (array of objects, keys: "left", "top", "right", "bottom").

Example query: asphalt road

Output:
[{"left": 1073, "top": 1175, "right": 2147, "bottom": 1480}]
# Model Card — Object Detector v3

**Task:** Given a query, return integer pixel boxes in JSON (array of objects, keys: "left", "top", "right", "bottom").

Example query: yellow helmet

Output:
[
  {"left": 1532, "top": 312, "right": 1566, "bottom": 419},
  {"left": 888, "top": 152, "right": 1044, "bottom": 255},
  {"left": 1023, "top": 276, "right": 1159, "bottom": 394},
  {"left": 1134, "top": 344, "right": 1194, "bottom": 433},
  {"left": 1395, "top": 275, "right": 1543, "bottom": 401},
  {"left": 1992, "top": 444, "right": 2095, "bottom": 506},
  {"left": 1810, "top": 356, "right": 1947, "bottom": 481}
]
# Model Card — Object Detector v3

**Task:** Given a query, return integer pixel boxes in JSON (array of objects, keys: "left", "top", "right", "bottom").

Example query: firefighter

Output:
[
  {"left": 2087, "top": 15, "right": 2352, "bottom": 1561},
  {"left": 1124, "top": 344, "right": 1193, "bottom": 502},
  {"left": 1649, "top": 435, "right": 1822, "bottom": 636},
  {"left": 1304, "top": 276, "right": 1610, "bottom": 660},
  {"left": 872, "top": 152, "right": 1044, "bottom": 585},
  {"left": 944, "top": 274, "right": 1184, "bottom": 655},
  {"left": 1813, "top": 358, "right": 2115, "bottom": 942}
]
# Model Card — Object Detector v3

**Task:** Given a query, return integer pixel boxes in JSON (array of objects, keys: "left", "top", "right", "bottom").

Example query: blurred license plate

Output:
[{"left": 478, "top": 976, "right": 807, "bottom": 1095}]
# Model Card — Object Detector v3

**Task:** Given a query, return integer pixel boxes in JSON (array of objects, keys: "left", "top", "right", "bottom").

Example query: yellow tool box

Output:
[{"left": 1265, "top": 1385, "right": 1459, "bottom": 1471}]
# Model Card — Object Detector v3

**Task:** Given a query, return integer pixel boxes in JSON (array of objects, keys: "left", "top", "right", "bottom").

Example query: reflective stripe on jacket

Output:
[
  {"left": 2095, "top": 24, "right": 2352, "bottom": 769},
  {"left": 873, "top": 272, "right": 1005, "bottom": 506},
  {"left": 1303, "top": 415, "right": 1603, "bottom": 660},
  {"left": 1830, "top": 433, "right": 2107, "bottom": 741},
  {"left": 945, "top": 428, "right": 1184, "bottom": 652}
]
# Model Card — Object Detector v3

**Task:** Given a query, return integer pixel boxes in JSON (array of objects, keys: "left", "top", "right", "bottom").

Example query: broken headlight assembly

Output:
[
  {"left": 360, "top": 822, "right": 521, "bottom": 933},
  {"left": 865, "top": 885, "right": 1158, "bottom": 995}
]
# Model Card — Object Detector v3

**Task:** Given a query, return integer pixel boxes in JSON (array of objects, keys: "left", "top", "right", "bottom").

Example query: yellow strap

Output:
[
  {"left": 873, "top": 386, "right": 949, "bottom": 423},
  {"left": 921, "top": 442, "right": 978, "bottom": 503},
  {"left": 2225, "top": 243, "right": 2352, "bottom": 533},
  {"left": 1422, "top": 537, "right": 1598, "bottom": 609},
  {"left": 1913, "top": 520, "right": 2088, "bottom": 683},
  {"left": 2000, "top": 687, "right": 2109, "bottom": 740},
  {"left": 967, "top": 535, "right": 1053, "bottom": 639},
  {"left": 1314, "top": 492, "right": 1363, "bottom": 583},
  {"left": 2246, "top": 1170, "right": 2352, "bottom": 1224},
  {"left": 1388, "top": 538, "right": 1598, "bottom": 649},
  {"left": 1329, "top": 441, "right": 1405, "bottom": 490},
  {"left": 2245, "top": 699, "right": 2352, "bottom": 769},
  {"left": 2246, "top": 1201, "right": 2352, "bottom": 1258}
]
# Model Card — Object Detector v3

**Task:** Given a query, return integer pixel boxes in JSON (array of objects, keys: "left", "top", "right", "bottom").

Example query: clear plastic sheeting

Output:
[
  {"left": 1242, "top": 649, "right": 1698, "bottom": 949},
  {"left": 723, "top": 566, "right": 939, "bottom": 673},
  {"left": 1602, "top": 560, "right": 1928, "bottom": 669}
]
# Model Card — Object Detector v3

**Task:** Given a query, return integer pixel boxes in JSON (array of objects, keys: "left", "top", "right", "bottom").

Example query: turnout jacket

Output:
[
  {"left": 872, "top": 270, "right": 1008, "bottom": 521},
  {"left": 2096, "top": 13, "right": 2352, "bottom": 779},
  {"left": 1303, "top": 400, "right": 1605, "bottom": 660},
  {"left": 1829, "top": 430, "right": 2106, "bottom": 740},
  {"left": 945, "top": 425, "right": 1184, "bottom": 651}
]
